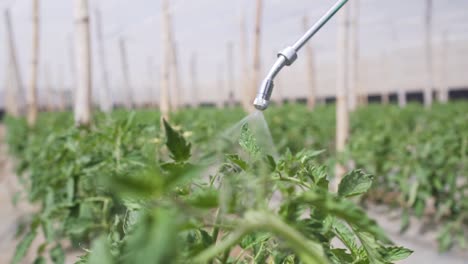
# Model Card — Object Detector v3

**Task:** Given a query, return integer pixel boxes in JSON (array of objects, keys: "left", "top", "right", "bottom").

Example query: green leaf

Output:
[
  {"left": 50, "top": 244, "right": 65, "bottom": 264},
  {"left": 163, "top": 119, "right": 191, "bottom": 162},
  {"left": 381, "top": 246, "right": 413, "bottom": 262},
  {"left": 33, "top": 256, "right": 46, "bottom": 264},
  {"left": 88, "top": 236, "right": 115, "bottom": 264},
  {"left": 338, "top": 169, "right": 374, "bottom": 197},
  {"left": 226, "top": 154, "right": 248, "bottom": 170},
  {"left": 12, "top": 229, "right": 37, "bottom": 264},
  {"left": 186, "top": 188, "right": 219, "bottom": 209},
  {"left": 239, "top": 124, "right": 261, "bottom": 158}
]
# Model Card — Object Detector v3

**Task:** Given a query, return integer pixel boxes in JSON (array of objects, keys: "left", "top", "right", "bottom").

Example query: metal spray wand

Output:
[{"left": 253, "top": 0, "right": 349, "bottom": 110}]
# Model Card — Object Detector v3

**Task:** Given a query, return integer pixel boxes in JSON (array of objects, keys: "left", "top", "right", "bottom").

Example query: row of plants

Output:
[
  {"left": 348, "top": 103, "right": 468, "bottom": 251},
  {"left": 4, "top": 108, "right": 412, "bottom": 264}
]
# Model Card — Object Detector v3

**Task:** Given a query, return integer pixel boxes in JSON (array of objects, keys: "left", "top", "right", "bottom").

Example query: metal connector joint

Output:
[{"left": 278, "top": 46, "right": 298, "bottom": 66}]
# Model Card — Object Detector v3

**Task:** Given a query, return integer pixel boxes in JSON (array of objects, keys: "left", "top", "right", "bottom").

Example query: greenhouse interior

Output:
[{"left": 0, "top": 0, "right": 467, "bottom": 263}]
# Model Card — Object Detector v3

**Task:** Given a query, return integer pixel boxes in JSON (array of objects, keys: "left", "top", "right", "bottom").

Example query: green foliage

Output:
[
  {"left": 338, "top": 170, "right": 374, "bottom": 197},
  {"left": 3, "top": 106, "right": 419, "bottom": 263},
  {"left": 163, "top": 119, "right": 191, "bottom": 162}
]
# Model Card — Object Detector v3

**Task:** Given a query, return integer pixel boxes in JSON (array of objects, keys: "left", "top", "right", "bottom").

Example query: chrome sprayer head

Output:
[
  {"left": 253, "top": 79, "right": 274, "bottom": 110},
  {"left": 251, "top": 0, "right": 349, "bottom": 111}
]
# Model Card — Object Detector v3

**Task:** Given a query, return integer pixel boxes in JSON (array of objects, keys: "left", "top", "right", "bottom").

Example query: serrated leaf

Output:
[
  {"left": 33, "top": 256, "right": 46, "bottom": 264},
  {"left": 186, "top": 188, "right": 219, "bottom": 209},
  {"left": 12, "top": 229, "right": 37, "bottom": 264},
  {"left": 88, "top": 236, "right": 115, "bottom": 264},
  {"left": 50, "top": 244, "right": 65, "bottom": 264},
  {"left": 239, "top": 124, "right": 261, "bottom": 158},
  {"left": 338, "top": 170, "right": 374, "bottom": 197},
  {"left": 226, "top": 154, "right": 248, "bottom": 170},
  {"left": 381, "top": 246, "right": 413, "bottom": 262},
  {"left": 163, "top": 119, "right": 191, "bottom": 162}
]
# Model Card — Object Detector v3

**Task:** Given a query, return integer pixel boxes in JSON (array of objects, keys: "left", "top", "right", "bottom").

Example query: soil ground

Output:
[{"left": 0, "top": 124, "right": 466, "bottom": 264}]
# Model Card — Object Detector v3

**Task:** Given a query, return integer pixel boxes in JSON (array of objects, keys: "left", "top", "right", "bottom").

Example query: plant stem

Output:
[{"left": 195, "top": 211, "right": 329, "bottom": 264}]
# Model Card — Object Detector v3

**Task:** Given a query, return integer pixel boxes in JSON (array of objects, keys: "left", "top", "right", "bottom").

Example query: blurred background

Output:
[{"left": 1, "top": 0, "right": 468, "bottom": 112}]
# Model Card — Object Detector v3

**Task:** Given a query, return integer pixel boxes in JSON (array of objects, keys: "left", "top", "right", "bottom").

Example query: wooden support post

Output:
[
  {"left": 119, "top": 37, "right": 133, "bottom": 109},
  {"left": 423, "top": 0, "right": 433, "bottom": 108},
  {"left": 68, "top": 35, "right": 76, "bottom": 102},
  {"left": 381, "top": 53, "right": 390, "bottom": 105},
  {"left": 348, "top": 0, "right": 359, "bottom": 111},
  {"left": 438, "top": 32, "right": 449, "bottom": 103},
  {"left": 303, "top": 16, "right": 316, "bottom": 110},
  {"left": 27, "top": 0, "right": 40, "bottom": 125},
  {"left": 227, "top": 42, "right": 235, "bottom": 107},
  {"left": 44, "top": 64, "right": 53, "bottom": 111},
  {"left": 240, "top": 13, "right": 250, "bottom": 111},
  {"left": 74, "top": 0, "right": 93, "bottom": 126},
  {"left": 160, "top": 0, "right": 171, "bottom": 120},
  {"left": 190, "top": 53, "right": 198, "bottom": 108},
  {"left": 4, "top": 9, "right": 24, "bottom": 117},
  {"left": 217, "top": 63, "right": 224, "bottom": 108},
  {"left": 146, "top": 57, "right": 155, "bottom": 108},
  {"left": 58, "top": 65, "right": 66, "bottom": 111},
  {"left": 95, "top": 8, "right": 112, "bottom": 112},
  {"left": 169, "top": 40, "right": 181, "bottom": 110},
  {"left": 334, "top": 4, "right": 350, "bottom": 190},
  {"left": 250, "top": 0, "right": 263, "bottom": 112}
]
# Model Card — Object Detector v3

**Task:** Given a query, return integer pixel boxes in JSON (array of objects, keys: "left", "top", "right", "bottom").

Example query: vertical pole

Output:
[
  {"left": 95, "top": 8, "right": 112, "bottom": 112},
  {"left": 169, "top": 40, "right": 181, "bottom": 110},
  {"left": 119, "top": 37, "right": 133, "bottom": 109},
  {"left": 44, "top": 64, "right": 53, "bottom": 111},
  {"left": 68, "top": 35, "right": 76, "bottom": 104},
  {"left": 334, "top": 4, "right": 350, "bottom": 190},
  {"left": 146, "top": 56, "right": 155, "bottom": 108},
  {"left": 423, "top": 0, "right": 433, "bottom": 108},
  {"left": 190, "top": 53, "right": 198, "bottom": 108},
  {"left": 160, "top": 0, "right": 171, "bottom": 120},
  {"left": 438, "top": 32, "right": 449, "bottom": 103},
  {"left": 381, "top": 53, "right": 389, "bottom": 105},
  {"left": 303, "top": 16, "right": 316, "bottom": 110},
  {"left": 240, "top": 13, "right": 249, "bottom": 111},
  {"left": 250, "top": 0, "right": 263, "bottom": 112},
  {"left": 227, "top": 42, "right": 235, "bottom": 107},
  {"left": 217, "top": 63, "right": 224, "bottom": 108},
  {"left": 74, "top": 0, "right": 92, "bottom": 126},
  {"left": 348, "top": 0, "right": 359, "bottom": 111},
  {"left": 4, "top": 9, "right": 23, "bottom": 117},
  {"left": 27, "top": 0, "right": 40, "bottom": 125},
  {"left": 58, "top": 65, "right": 66, "bottom": 111}
]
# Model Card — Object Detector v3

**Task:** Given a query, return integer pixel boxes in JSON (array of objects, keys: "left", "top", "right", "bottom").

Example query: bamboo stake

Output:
[
  {"left": 119, "top": 37, "right": 133, "bottom": 109},
  {"left": 190, "top": 53, "right": 198, "bottom": 108},
  {"left": 240, "top": 13, "right": 250, "bottom": 111},
  {"left": 217, "top": 63, "right": 224, "bottom": 108},
  {"left": 58, "top": 65, "right": 66, "bottom": 111},
  {"left": 27, "top": 0, "right": 39, "bottom": 125},
  {"left": 423, "top": 0, "right": 433, "bottom": 108},
  {"left": 334, "top": 4, "right": 350, "bottom": 190},
  {"left": 250, "top": 0, "right": 263, "bottom": 113},
  {"left": 169, "top": 40, "right": 181, "bottom": 110},
  {"left": 227, "top": 42, "right": 235, "bottom": 107},
  {"left": 303, "top": 16, "right": 316, "bottom": 110},
  {"left": 74, "top": 0, "right": 92, "bottom": 126},
  {"left": 381, "top": 53, "right": 390, "bottom": 105},
  {"left": 4, "top": 9, "right": 23, "bottom": 117},
  {"left": 4, "top": 63, "right": 18, "bottom": 116},
  {"left": 348, "top": 0, "right": 359, "bottom": 111},
  {"left": 95, "top": 8, "right": 112, "bottom": 112},
  {"left": 44, "top": 64, "right": 53, "bottom": 111},
  {"left": 438, "top": 32, "right": 449, "bottom": 103},
  {"left": 68, "top": 35, "right": 76, "bottom": 102},
  {"left": 160, "top": 0, "right": 171, "bottom": 120},
  {"left": 146, "top": 57, "right": 155, "bottom": 108}
]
